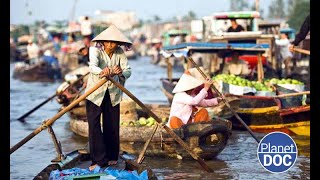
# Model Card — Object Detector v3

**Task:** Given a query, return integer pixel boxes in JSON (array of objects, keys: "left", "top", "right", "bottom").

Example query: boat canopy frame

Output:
[{"left": 160, "top": 42, "right": 269, "bottom": 82}]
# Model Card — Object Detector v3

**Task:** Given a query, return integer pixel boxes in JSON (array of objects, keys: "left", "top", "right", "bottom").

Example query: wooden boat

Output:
[
  {"left": 34, "top": 150, "right": 157, "bottom": 180},
  {"left": 230, "top": 95, "right": 310, "bottom": 136},
  {"left": 161, "top": 77, "right": 310, "bottom": 136},
  {"left": 159, "top": 42, "right": 310, "bottom": 136},
  {"left": 54, "top": 66, "right": 233, "bottom": 160},
  {"left": 69, "top": 115, "right": 232, "bottom": 160},
  {"left": 12, "top": 61, "right": 62, "bottom": 82},
  {"left": 125, "top": 48, "right": 138, "bottom": 60},
  {"left": 62, "top": 101, "right": 232, "bottom": 160}
]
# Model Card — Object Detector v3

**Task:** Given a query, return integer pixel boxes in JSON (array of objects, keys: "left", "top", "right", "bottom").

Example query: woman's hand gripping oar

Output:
[
  {"left": 10, "top": 75, "right": 105, "bottom": 154},
  {"left": 187, "top": 57, "right": 260, "bottom": 143},
  {"left": 106, "top": 76, "right": 214, "bottom": 172},
  {"left": 16, "top": 72, "right": 90, "bottom": 123}
]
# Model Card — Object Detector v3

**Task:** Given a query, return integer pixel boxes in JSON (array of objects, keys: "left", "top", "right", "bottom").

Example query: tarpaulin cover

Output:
[
  {"left": 161, "top": 42, "right": 269, "bottom": 58},
  {"left": 49, "top": 166, "right": 148, "bottom": 180}
]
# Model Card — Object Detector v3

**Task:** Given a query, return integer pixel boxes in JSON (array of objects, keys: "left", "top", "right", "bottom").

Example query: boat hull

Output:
[
  {"left": 69, "top": 118, "right": 232, "bottom": 160},
  {"left": 34, "top": 150, "right": 157, "bottom": 180},
  {"left": 12, "top": 62, "right": 62, "bottom": 82}
]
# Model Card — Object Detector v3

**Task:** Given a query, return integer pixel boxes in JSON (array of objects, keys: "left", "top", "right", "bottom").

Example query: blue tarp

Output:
[
  {"left": 49, "top": 166, "right": 148, "bottom": 180},
  {"left": 162, "top": 42, "right": 269, "bottom": 51},
  {"left": 161, "top": 42, "right": 269, "bottom": 58}
]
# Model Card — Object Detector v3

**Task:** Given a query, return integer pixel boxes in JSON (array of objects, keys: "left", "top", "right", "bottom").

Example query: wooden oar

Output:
[
  {"left": 293, "top": 47, "right": 310, "bottom": 55},
  {"left": 16, "top": 72, "right": 89, "bottom": 123},
  {"left": 276, "top": 91, "right": 310, "bottom": 98},
  {"left": 136, "top": 123, "right": 159, "bottom": 164},
  {"left": 17, "top": 94, "right": 57, "bottom": 123},
  {"left": 10, "top": 76, "right": 106, "bottom": 154},
  {"left": 187, "top": 57, "right": 260, "bottom": 143},
  {"left": 106, "top": 77, "right": 214, "bottom": 172}
]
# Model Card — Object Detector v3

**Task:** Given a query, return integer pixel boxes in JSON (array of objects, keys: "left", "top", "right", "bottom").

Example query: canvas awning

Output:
[{"left": 160, "top": 42, "right": 269, "bottom": 58}]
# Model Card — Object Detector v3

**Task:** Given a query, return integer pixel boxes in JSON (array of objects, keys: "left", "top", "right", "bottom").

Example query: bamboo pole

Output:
[
  {"left": 10, "top": 77, "right": 107, "bottom": 154},
  {"left": 187, "top": 57, "right": 260, "bottom": 143},
  {"left": 257, "top": 53, "right": 264, "bottom": 82},
  {"left": 276, "top": 91, "right": 310, "bottom": 98},
  {"left": 17, "top": 72, "right": 89, "bottom": 122},
  {"left": 293, "top": 47, "right": 310, "bottom": 55},
  {"left": 106, "top": 77, "right": 214, "bottom": 172},
  {"left": 136, "top": 124, "right": 159, "bottom": 164},
  {"left": 166, "top": 58, "right": 173, "bottom": 82}
]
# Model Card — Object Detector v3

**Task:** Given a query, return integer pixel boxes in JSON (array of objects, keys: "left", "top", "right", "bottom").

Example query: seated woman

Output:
[
  {"left": 222, "top": 51, "right": 251, "bottom": 78},
  {"left": 167, "top": 72, "right": 222, "bottom": 129}
]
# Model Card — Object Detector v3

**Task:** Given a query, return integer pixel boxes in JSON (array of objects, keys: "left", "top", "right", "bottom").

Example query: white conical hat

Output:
[
  {"left": 187, "top": 67, "right": 208, "bottom": 83},
  {"left": 172, "top": 74, "right": 204, "bottom": 93},
  {"left": 91, "top": 24, "right": 132, "bottom": 45}
]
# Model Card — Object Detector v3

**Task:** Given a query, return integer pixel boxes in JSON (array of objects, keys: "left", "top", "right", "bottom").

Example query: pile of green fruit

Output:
[
  {"left": 212, "top": 74, "right": 273, "bottom": 91},
  {"left": 212, "top": 74, "right": 253, "bottom": 87},
  {"left": 251, "top": 81, "right": 273, "bottom": 91},
  {"left": 211, "top": 74, "right": 304, "bottom": 92},
  {"left": 265, "top": 78, "right": 304, "bottom": 85},
  {"left": 120, "top": 117, "right": 168, "bottom": 127}
]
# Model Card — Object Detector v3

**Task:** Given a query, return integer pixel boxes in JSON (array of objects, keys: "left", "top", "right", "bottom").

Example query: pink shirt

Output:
[{"left": 168, "top": 88, "right": 219, "bottom": 127}]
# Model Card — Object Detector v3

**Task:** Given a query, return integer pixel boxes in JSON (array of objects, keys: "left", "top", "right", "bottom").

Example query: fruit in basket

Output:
[
  {"left": 138, "top": 117, "right": 147, "bottom": 126},
  {"left": 121, "top": 122, "right": 128, "bottom": 127}
]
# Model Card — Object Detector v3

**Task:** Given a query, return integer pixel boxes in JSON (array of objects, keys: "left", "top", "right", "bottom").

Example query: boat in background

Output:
[
  {"left": 125, "top": 48, "right": 139, "bottom": 60},
  {"left": 230, "top": 94, "right": 310, "bottom": 136},
  {"left": 159, "top": 42, "right": 310, "bottom": 136},
  {"left": 12, "top": 61, "right": 62, "bottom": 82}
]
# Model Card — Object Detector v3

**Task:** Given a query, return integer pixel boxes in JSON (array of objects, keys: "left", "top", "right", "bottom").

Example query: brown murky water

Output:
[{"left": 10, "top": 57, "right": 310, "bottom": 179}]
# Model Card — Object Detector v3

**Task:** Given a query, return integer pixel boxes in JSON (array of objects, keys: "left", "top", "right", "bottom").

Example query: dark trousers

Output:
[{"left": 85, "top": 90, "right": 120, "bottom": 166}]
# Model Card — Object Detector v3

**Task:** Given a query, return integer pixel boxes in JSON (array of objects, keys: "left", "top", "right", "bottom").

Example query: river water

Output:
[{"left": 10, "top": 56, "right": 310, "bottom": 179}]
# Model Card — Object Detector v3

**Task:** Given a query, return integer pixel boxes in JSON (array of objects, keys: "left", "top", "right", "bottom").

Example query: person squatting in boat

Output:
[{"left": 167, "top": 70, "right": 222, "bottom": 129}]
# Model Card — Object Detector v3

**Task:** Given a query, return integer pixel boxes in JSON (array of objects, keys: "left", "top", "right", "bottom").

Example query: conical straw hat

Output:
[
  {"left": 187, "top": 66, "right": 209, "bottom": 83},
  {"left": 92, "top": 24, "right": 132, "bottom": 45},
  {"left": 172, "top": 74, "right": 204, "bottom": 93}
]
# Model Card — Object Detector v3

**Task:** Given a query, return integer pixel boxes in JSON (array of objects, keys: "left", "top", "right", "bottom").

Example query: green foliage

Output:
[
  {"left": 229, "top": 0, "right": 249, "bottom": 11},
  {"left": 182, "top": 11, "right": 197, "bottom": 21},
  {"left": 268, "top": 0, "right": 286, "bottom": 19},
  {"left": 153, "top": 15, "right": 161, "bottom": 22},
  {"left": 53, "top": 20, "right": 68, "bottom": 29},
  {"left": 10, "top": 25, "right": 30, "bottom": 39},
  {"left": 287, "top": 0, "right": 310, "bottom": 31}
]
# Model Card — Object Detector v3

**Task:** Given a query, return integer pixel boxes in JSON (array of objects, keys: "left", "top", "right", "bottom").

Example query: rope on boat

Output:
[{"left": 40, "top": 119, "right": 49, "bottom": 130}]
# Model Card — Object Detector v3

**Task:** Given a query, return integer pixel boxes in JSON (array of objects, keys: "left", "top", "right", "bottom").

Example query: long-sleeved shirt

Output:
[
  {"left": 80, "top": 20, "right": 92, "bottom": 36},
  {"left": 222, "top": 59, "right": 251, "bottom": 76},
  {"left": 292, "top": 14, "right": 310, "bottom": 46},
  {"left": 85, "top": 46, "right": 131, "bottom": 107},
  {"left": 275, "top": 38, "right": 293, "bottom": 59},
  {"left": 27, "top": 43, "right": 40, "bottom": 59},
  {"left": 168, "top": 88, "right": 219, "bottom": 126}
]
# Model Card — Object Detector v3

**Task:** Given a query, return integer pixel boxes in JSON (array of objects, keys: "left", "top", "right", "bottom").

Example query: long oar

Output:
[
  {"left": 276, "top": 91, "right": 310, "bottom": 98},
  {"left": 17, "top": 94, "right": 57, "bottom": 123},
  {"left": 10, "top": 76, "right": 106, "bottom": 154},
  {"left": 106, "top": 77, "right": 214, "bottom": 172},
  {"left": 17, "top": 72, "right": 89, "bottom": 123},
  {"left": 136, "top": 124, "right": 159, "bottom": 164},
  {"left": 293, "top": 47, "right": 310, "bottom": 55},
  {"left": 187, "top": 57, "right": 260, "bottom": 143}
]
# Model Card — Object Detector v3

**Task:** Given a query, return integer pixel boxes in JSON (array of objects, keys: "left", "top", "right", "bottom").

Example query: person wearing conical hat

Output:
[
  {"left": 167, "top": 72, "right": 222, "bottom": 129},
  {"left": 84, "top": 24, "right": 132, "bottom": 171}
]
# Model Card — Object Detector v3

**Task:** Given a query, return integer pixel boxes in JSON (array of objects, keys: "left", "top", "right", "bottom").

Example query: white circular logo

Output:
[{"left": 257, "top": 132, "right": 298, "bottom": 173}]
